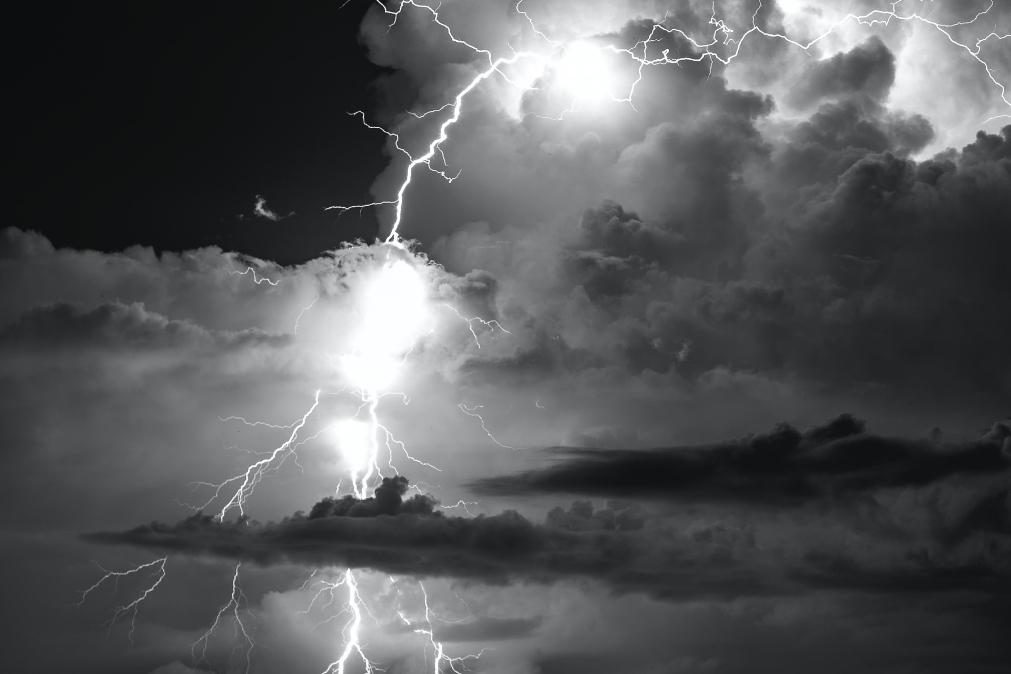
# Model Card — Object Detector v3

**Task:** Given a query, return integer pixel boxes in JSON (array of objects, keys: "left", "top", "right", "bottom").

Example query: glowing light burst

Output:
[
  {"left": 342, "top": 256, "right": 431, "bottom": 394},
  {"left": 80, "top": 1, "right": 1010, "bottom": 671},
  {"left": 553, "top": 40, "right": 622, "bottom": 104}
]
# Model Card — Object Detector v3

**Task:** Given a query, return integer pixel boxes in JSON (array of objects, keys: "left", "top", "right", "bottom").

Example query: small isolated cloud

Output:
[{"left": 253, "top": 194, "right": 293, "bottom": 221}]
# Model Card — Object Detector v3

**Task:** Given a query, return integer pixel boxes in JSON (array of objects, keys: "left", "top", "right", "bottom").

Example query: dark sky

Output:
[
  {"left": 2, "top": 2, "right": 1011, "bottom": 673},
  {"left": 11, "top": 2, "right": 385, "bottom": 263}
]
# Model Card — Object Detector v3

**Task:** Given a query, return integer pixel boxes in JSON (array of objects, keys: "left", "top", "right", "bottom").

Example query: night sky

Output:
[
  {"left": 3, "top": 2, "right": 1011, "bottom": 673},
  {"left": 11, "top": 1, "right": 386, "bottom": 261}
]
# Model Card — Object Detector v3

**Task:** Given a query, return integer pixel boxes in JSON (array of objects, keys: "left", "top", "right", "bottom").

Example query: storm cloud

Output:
[
  {"left": 473, "top": 415, "right": 1011, "bottom": 505},
  {"left": 87, "top": 462, "right": 1011, "bottom": 602}
]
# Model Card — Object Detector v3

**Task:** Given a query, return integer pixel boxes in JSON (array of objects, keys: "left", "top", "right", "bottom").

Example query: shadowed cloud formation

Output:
[
  {"left": 473, "top": 415, "right": 1011, "bottom": 505},
  {"left": 87, "top": 425, "right": 1011, "bottom": 602}
]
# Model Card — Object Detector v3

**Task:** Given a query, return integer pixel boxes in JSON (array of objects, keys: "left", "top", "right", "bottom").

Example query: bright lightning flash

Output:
[
  {"left": 341, "top": 256, "right": 431, "bottom": 396},
  {"left": 552, "top": 40, "right": 621, "bottom": 105}
]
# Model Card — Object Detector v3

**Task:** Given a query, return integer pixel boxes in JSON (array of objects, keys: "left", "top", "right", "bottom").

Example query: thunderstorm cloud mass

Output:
[{"left": 3, "top": 1, "right": 1011, "bottom": 673}]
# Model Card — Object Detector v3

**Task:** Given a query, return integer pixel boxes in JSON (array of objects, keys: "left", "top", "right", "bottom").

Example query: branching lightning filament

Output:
[
  {"left": 78, "top": 556, "right": 167, "bottom": 644},
  {"left": 192, "top": 563, "right": 255, "bottom": 674},
  {"left": 317, "top": 569, "right": 379, "bottom": 674}
]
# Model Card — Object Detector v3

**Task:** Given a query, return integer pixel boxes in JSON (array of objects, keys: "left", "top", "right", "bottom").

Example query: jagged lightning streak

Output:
[
  {"left": 196, "top": 389, "right": 325, "bottom": 520},
  {"left": 441, "top": 303, "right": 511, "bottom": 349},
  {"left": 231, "top": 266, "right": 280, "bottom": 286},
  {"left": 78, "top": 556, "right": 167, "bottom": 644},
  {"left": 327, "top": 49, "right": 532, "bottom": 243},
  {"left": 192, "top": 563, "right": 254, "bottom": 674},
  {"left": 414, "top": 582, "right": 486, "bottom": 674},
  {"left": 615, "top": 0, "right": 1010, "bottom": 113},
  {"left": 327, "top": 0, "right": 543, "bottom": 242},
  {"left": 318, "top": 569, "right": 379, "bottom": 674}
]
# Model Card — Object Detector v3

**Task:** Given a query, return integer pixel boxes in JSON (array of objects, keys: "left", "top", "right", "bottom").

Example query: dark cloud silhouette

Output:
[
  {"left": 86, "top": 459, "right": 1011, "bottom": 603},
  {"left": 473, "top": 415, "right": 1010, "bottom": 504},
  {"left": 308, "top": 475, "right": 438, "bottom": 518}
]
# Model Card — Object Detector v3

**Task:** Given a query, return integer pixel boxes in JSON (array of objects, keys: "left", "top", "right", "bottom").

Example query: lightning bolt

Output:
[
  {"left": 318, "top": 569, "right": 379, "bottom": 674},
  {"left": 78, "top": 556, "right": 167, "bottom": 644},
  {"left": 192, "top": 563, "right": 254, "bottom": 674},
  {"left": 439, "top": 499, "right": 480, "bottom": 517},
  {"left": 441, "top": 303, "right": 512, "bottom": 349},
  {"left": 197, "top": 389, "right": 327, "bottom": 520},
  {"left": 458, "top": 403, "right": 515, "bottom": 449},
  {"left": 615, "top": 0, "right": 1010, "bottom": 111},
  {"left": 231, "top": 266, "right": 280, "bottom": 286},
  {"left": 415, "top": 582, "right": 486, "bottom": 674}
]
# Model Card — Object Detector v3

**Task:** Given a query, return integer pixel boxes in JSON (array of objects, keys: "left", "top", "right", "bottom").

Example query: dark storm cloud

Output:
[
  {"left": 87, "top": 465, "right": 1011, "bottom": 602},
  {"left": 472, "top": 416, "right": 1011, "bottom": 504},
  {"left": 86, "top": 479, "right": 682, "bottom": 597},
  {"left": 773, "top": 98, "right": 934, "bottom": 187},
  {"left": 475, "top": 122, "right": 1011, "bottom": 406},
  {"left": 785, "top": 36, "right": 895, "bottom": 108}
]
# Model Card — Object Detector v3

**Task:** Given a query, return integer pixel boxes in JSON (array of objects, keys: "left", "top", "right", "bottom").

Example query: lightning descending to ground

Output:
[
  {"left": 191, "top": 563, "right": 254, "bottom": 674},
  {"left": 79, "top": 0, "right": 1010, "bottom": 671}
]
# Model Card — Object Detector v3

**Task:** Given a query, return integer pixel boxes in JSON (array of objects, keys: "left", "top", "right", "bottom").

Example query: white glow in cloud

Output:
[
  {"left": 341, "top": 256, "right": 432, "bottom": 394},
  {"left": 553, "top": 40, "right": 621, "bottom": 105}
]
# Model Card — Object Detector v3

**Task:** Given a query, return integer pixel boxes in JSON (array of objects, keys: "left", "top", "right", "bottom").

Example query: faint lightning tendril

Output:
[
  {"left": 78, "top": 556, "right": 167, "bottom": 644},
  {"left": 459, "top": 403, "right": 515, "bottom": 449},
  {"left": 192, "top": 563, "right": 254, "bottom": 674},
  {"left": 231, "top": 266, "right": 280, "bottom": 286},
  {"left": 415, "top": 582, "right": 487, "bottom": 674}
]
